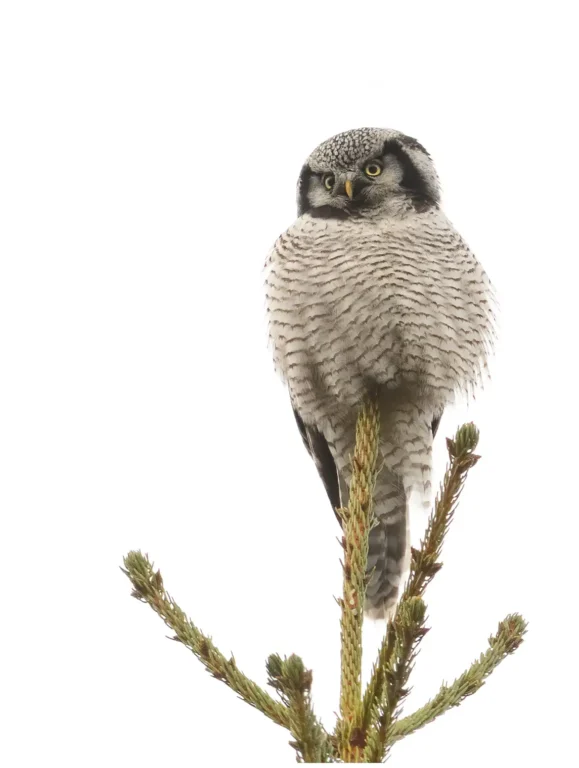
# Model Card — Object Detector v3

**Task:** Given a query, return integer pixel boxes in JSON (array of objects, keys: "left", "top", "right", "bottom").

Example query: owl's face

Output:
[{"left": 297, "top": 127, "right": 440, "bottom": 218}]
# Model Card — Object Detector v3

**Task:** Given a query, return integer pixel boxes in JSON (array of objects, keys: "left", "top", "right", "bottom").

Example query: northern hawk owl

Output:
[{"left": 265, "top": 127, "right": 494, "bottom": 619}]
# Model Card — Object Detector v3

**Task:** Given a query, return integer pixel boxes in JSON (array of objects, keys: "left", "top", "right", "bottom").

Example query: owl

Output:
[{"left": 265, "top": 127, "right": 494, "bottom": 619}]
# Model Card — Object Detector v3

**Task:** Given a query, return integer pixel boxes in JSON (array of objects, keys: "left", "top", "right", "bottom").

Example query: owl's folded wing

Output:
[{"left": 292, "top": 407, "right": 341, "bottom": 522}]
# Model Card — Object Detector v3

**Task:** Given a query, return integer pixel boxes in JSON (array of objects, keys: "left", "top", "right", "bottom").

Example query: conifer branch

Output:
[
  {"left": 121, "top": 417, "right": 527, "bottom": 763},
  {"left": 370, "top": 598, "right": 429, "bottom": 761},
  {"left": 362, "top": 422, "right": 483, "bottom": 762},
  {"left": 388, "top": 613, "right": 527, "bottom": 744},
  {"left": 335, "top": 399, "right": 380, "bottom": 762},
  {"left": 266, "top": 653, "right": 333, "bottom": 762},
  {"left": 121, "top": 551, "right": 290, "bottom": 730},
  {"left": 403, "top": 423, "right": 481, "bottom": 603}
]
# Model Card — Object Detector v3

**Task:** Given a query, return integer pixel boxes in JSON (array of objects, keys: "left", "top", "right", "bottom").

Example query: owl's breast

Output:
[{"left": 266, "top": 212, "right": 493, "bottom": 416}]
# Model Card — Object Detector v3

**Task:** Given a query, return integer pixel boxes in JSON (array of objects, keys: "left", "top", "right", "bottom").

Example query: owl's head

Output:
[{"left": 297, "top": 127, "right": 440, "bottom": 218}]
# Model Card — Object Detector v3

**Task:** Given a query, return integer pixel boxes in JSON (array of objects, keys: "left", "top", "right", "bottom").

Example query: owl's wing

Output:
[
  {"left": 431, "top": 412, "right": 443, "bottom": 438},
  {"left": 293, "top": 407, "right": 341, "bottom": 520}
]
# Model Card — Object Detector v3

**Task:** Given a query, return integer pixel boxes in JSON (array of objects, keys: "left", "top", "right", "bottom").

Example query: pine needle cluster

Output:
[{"left": 122, "top": 403, "right": 526, "bottom": 762}]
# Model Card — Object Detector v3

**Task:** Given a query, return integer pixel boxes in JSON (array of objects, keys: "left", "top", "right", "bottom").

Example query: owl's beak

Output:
[{"left": 344, "top": 180, "right": 354, "bottom": 200}]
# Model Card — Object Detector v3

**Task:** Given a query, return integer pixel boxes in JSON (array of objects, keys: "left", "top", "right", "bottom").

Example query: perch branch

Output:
[{"left": 335, "top": 398, "right": 380, "bottom": 762}]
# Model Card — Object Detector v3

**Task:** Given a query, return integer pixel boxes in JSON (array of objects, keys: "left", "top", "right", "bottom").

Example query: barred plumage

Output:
[{"left": 265, "top": 128, "right": 494, "bottom": 619}]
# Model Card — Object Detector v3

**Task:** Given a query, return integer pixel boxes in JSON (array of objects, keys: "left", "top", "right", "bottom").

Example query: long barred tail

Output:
[
  {"left": 327, "top": 397, "right": 434, "bottom": 620},
  {"left": 365, "top": 469, "right": 409, "bottom": 619},
  {"left": 364, "top": 398, "right": 434, "bottom": 619}
]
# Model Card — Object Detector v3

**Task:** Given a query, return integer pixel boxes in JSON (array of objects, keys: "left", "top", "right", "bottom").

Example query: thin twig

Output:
[
  {"left": 389, "top": 613, "right": 527, "bottom": 743},
  {"left": 362, "top": 423, "right": 482, "bottom": 762},
  {"left": 267, "top": 653, "right": 332, "bottom": 762},
  {"left": 121, "top": 551, "right": 290, "bottom": 730}
]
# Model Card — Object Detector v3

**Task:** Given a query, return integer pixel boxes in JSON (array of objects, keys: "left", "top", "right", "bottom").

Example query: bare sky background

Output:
[{"left": 1, "top": 2, "right": 578, "bottom": 766}]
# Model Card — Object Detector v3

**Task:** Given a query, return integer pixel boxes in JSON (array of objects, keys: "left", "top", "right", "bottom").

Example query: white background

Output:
[{"left": 1, "top": 2, "right": 577, "bottom": 766}]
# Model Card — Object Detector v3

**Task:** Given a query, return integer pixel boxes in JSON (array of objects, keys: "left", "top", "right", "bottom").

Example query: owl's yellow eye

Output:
[
  {"left": 323, "top": 173, "right": 335, "bottom": 190},
  {"left": 364, "top": 162, "right": 382, "bottom": 177}
]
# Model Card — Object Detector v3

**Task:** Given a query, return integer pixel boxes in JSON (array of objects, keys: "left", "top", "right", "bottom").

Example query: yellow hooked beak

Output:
[{"left": 344, "top": 179, "right": 354, "bottom": 199}]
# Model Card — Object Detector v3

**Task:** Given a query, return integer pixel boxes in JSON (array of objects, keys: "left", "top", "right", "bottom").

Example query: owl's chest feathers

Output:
[{"left": 268, "top": 212, "right": 489, "bottom": 407}]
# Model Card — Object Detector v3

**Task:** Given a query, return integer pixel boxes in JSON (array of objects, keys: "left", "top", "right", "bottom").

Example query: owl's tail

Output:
[
  {"left": 364, "top": 471, "right": 409, "bottom": 620},
  {"left": 364, "top": 400, "right": 433, "bottom": 620}
]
